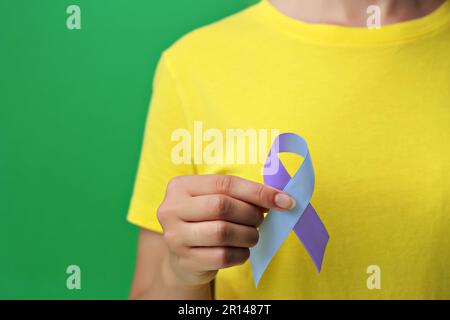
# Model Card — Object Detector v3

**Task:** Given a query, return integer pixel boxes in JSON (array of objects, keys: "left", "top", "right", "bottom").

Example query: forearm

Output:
[{"left": 129, "top": 230, "right": 213, "bottom": 300}]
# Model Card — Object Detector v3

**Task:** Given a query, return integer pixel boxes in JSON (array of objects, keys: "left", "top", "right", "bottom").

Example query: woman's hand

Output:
[{"left": 157, "top": 174, "right": 295, "bottom": 286}]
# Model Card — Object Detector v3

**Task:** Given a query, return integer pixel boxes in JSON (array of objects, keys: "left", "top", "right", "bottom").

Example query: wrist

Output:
[{"left": 162, "top": 251, "right": 216, "bottom": 290}]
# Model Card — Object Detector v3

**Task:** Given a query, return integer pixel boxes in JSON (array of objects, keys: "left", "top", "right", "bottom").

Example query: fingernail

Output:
[{"left": 274, "top": 193, "right": 296, "bottom": 210}]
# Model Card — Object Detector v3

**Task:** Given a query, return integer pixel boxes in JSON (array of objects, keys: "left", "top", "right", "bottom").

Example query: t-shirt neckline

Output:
[{"left": 253, "top": 0, "right": 450, "bottom": 46}]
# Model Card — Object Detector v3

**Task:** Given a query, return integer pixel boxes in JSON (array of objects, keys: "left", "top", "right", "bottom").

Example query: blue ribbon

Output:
[{"left": 250, "top": 133, "right": 329, "bottom": 287}]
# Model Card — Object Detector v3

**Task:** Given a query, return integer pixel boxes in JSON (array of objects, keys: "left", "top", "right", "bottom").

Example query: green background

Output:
[{"left": 0, "top": 0, "right": 257, "bottom": 299}]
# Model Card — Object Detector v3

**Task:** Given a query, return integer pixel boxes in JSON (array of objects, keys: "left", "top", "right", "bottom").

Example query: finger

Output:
[
  {"left": 179, "top": 247, "right": 250, "bottom": 271},
  {"left": 169, "top": 175, "right": 295, "bottom": 210},
  {"left": 182, "top": 221, "right": 259, "bottom": 248},
  {"left": 176, "top": 194, "right": 264, "bottom": 226}
]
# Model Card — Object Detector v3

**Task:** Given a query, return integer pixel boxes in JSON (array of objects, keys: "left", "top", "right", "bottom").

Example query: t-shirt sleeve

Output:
[{"left": 127, "top": 52, "right": 194, "bottom": 232}]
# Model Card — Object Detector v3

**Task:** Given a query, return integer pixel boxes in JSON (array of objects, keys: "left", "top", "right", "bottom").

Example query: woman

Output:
[{"left": 127, "top": 0, "right": 450, "bottom": 299}]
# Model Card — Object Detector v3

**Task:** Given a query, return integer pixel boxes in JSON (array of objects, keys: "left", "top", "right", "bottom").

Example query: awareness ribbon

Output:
[{"left": 250, "top": 133, "right": 329, "bottom": 287}]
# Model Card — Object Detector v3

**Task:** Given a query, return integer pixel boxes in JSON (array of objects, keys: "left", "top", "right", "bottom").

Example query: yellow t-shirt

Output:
[{"left": 127, "top": 0, "right": 450, "bottom": 299}]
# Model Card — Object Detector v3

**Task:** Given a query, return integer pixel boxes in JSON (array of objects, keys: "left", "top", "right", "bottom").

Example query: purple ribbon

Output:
[{"left": 250, "top": 133, "right": 329, "bottom": 287}]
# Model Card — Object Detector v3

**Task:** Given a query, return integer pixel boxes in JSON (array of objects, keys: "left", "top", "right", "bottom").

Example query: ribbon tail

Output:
[
  {"left": 293, "top": 203, "right": 329, "bottom": 272},
  {"left": 250, "top": 207, "right": 295, "bottom": 288}
]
